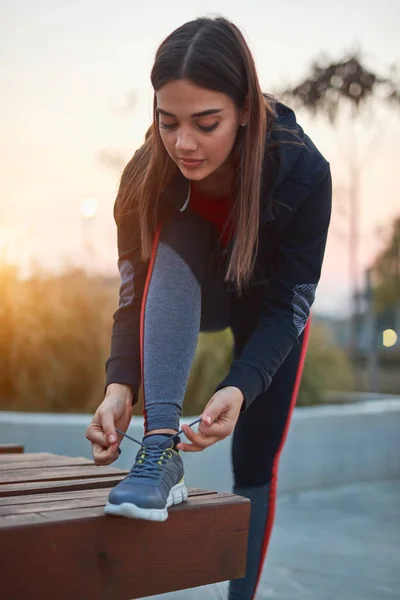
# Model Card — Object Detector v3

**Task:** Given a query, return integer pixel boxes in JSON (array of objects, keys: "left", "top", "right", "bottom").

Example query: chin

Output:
[
  {"left": 181, "top": 171, "right": 208, "bottom": 181},
  {"left": 178, "top": 164, "right": 215, "bottom": 182}
]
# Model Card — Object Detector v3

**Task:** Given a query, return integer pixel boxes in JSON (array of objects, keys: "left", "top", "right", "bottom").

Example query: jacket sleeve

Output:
[
  {"left": 104, "top": 214, "right": 149, "bottom": 403},
  {"left": 216, "top": 167, "right": 332, "bottom": 409}
]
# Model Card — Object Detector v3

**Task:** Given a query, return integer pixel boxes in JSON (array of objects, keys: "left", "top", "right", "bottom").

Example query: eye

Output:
[
  {"left": 198, "top": 123, "right": 219, "bottom": 133},
  {"left": 160, "top": 122, "right": 178, "bottom": 130}
]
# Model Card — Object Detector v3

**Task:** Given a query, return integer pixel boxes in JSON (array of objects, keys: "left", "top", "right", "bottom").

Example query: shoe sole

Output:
[{"left": 104, "top": 480, "right": 188, "bottom": 522}]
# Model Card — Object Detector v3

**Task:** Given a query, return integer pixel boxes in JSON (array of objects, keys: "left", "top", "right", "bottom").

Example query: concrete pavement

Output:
[{"left": 140, "top": 480, "right": 400, "bottom": 599}]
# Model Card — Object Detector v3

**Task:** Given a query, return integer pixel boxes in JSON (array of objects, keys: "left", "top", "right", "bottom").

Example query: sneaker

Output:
[{"left": 104, "top": 434, "right": 187, "bottom": 521}]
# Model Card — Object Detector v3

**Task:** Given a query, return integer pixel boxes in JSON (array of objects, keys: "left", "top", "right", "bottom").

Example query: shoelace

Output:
[
  {"left": 115, "top": 417, "right": 202, "bottom": 454},
  {"left": 115, "top": 418, "right": 202, "bottom": 481},
  {"left": 128, "top": 445, "right": 175, "bottom": 480}
]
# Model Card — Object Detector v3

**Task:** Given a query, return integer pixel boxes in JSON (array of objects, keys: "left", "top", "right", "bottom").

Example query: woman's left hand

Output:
[{"left": 177, "top": 386, "right": 244, "bottom": 452}]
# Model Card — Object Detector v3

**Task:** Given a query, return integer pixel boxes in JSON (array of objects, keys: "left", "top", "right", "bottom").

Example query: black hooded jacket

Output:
[{"left": 105, "top": 101, "right": 332, "bottom": 409}]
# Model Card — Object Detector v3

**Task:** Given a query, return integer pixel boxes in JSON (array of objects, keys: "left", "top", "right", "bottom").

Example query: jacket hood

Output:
[{"left": 265, "top": 100, "right": 306, "bottom": 196}]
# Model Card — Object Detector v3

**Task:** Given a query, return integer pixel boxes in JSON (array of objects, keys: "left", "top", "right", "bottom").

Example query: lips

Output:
[{"left": 178, "top": 158, "right": 204, "bottom": 168}]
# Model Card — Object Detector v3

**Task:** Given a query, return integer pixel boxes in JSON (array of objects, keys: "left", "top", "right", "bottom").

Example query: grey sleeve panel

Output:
[
  {"left": 117, "top": 258, "right": 135, "bottom": 308},
  {"left": 292, "top": 283, "right": 317, "bottom": 335}
]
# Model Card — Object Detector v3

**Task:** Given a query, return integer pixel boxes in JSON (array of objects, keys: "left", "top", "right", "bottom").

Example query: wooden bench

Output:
[
  {"left": 0, "top": 450, "right": 250, "bottom": 599},
  {"left": 0, "top": 443, "right": 24, "bottom": 454}
]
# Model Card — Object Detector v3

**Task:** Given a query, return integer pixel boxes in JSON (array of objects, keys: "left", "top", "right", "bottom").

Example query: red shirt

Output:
[{"left": 189, "top": 190, "right": 234, "bottom": 247}]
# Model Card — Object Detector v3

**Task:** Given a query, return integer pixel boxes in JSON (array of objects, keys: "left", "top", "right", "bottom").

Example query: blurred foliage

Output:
[
  {"left": 373, "top": 216, "right": 400, "bottom": 312},
  {"left": 281, "top": 52, "right": 400, "bottom": 123},
  {"left": 0, "top": 262, "right": 115, "bottom": 413},
  {"left": 297, "top": 322, "right": 354, "bottom": 405},
  {"left": 0, "top": 263, "right": 353, "bottom": 414},
  {"left": 182, "top": 329, "right": 233, "bottom": 416}
]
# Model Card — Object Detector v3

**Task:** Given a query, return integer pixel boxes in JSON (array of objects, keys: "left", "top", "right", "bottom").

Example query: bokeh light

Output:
[
  {"left": 382, "top": 329, "right": 398, "bottom": 348},
  {"left": 80, "top": 198, "right": 98, "bottom": 219}
]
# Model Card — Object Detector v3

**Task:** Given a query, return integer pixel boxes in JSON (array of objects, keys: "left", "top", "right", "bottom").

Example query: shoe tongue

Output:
[{"left": 143, "top": 434, "right": 174, "bottom": 449}]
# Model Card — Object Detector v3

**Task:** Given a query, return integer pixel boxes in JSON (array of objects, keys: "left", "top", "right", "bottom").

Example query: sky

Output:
[{"left": 0, "top": 0, "right": 399, "bottom": 315}]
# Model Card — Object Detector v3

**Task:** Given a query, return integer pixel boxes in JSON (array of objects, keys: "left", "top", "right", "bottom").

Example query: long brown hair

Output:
[{"left": 115, "top": 17, "right": 275, "bottom": 290}]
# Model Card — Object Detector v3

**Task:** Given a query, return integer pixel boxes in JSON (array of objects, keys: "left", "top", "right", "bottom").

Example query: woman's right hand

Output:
[{"left": 85, "top": 383, "right": 133, "bottom": 465}]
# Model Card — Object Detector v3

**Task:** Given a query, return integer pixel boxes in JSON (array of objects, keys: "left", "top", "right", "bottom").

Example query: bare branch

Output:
[{"left": 281, "top": 52, "right": 400, "bottom": 124}]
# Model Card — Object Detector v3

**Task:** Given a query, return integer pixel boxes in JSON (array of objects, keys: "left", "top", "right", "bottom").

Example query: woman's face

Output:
[{"left": 156, "top": 79, "right": 245, "bottom": 181}]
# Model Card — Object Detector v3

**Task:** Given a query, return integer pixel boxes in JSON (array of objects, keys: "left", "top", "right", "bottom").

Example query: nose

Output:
[{"left": 175, "top": 128, "right": 197, "bottom": 154}]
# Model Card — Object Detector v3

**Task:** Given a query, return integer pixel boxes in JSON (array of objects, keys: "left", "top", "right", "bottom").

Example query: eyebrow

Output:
[{"left": 156, "top": 108, "right": 223, "bottom": 118}]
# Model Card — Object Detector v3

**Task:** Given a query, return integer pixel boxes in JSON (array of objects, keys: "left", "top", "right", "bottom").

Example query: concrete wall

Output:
[{"left": 1, "top": 398, "right": 399, "bottom": 493}]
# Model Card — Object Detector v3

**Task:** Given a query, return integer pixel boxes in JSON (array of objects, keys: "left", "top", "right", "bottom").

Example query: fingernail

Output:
[
  {"left": 108, "top": 434, "right": 116, "bottom": 443},
  {"left": 204, "top": 416, "right": 212, "bottom": 425}
]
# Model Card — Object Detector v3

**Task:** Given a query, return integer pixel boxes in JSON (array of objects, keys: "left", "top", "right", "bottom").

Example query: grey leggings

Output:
[{"left": 142, "top": 210, "right": 231, "bottom": 432}]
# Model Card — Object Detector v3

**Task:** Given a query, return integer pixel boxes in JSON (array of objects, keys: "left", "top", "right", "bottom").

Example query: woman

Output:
[{"left": 86, "top": 16, "right": 331, "bottom": 600}]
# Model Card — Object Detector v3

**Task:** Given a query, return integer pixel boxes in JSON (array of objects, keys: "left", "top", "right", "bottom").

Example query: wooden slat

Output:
[
  {"left": 0, "top": 488, "right": 111, "bottom": 508},
  {"left": 0, "top": 444, "right": 24, "bottom": 454},
  {"left": 0, "top": 475, "right": 126, "bottom": 497},
  {"left": 0, "top": 456, "right": 94, "bottom": 472},
  {"left": 0, "top": 452, "right": 54, "bottom": 464},
  {"left": 0, "top": 487, "right": 216, "bottom": 509},
  {"left": 0, "top": 493, "right": 110, "bottom": 515},
  {"left": 0, "top": 487, "right": 110, "bottom": 506},
  {"left": 0, "top": 493, "right": 250, "bottom": 599},
  {"left": 0, "top": 493, "right": 241, "bottom": 527},
  {"left": 0, "top": 488, "right": 218, "bottom": 516},
  {"left": 0, "top": 465, "right": 126, "bottom": 485}
]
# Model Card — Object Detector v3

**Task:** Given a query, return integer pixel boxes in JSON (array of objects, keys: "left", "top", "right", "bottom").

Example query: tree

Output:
[
  {"left": 281, "top": 54, "right": 399, "bottom": 122},
  {"left": 281, "top": 52, "right": 400, "bottom": 350},
  {"left": 373, "top": 216, "right": 400, "bottom": 312}
]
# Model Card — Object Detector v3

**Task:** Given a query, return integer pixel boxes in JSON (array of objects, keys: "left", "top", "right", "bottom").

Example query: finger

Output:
[
  {"left": 92, "top": 446, "right": 113, "bottom": 465},
  {"left": 86, "top": 427, "right": 108, "bottom": 447},
  {"left": 90, "top": 438, "right": 120, "bottom": 461},
  {"left": 201, "top": 397, "right": 227, "bottom": 426},
  {"left": 182, "top": 424, "right": 209, "bottom": 448},
  {"left": 177, "top": 442, "right": 204, "bottom": 453},
  {"left": 198, "top": 414, "right": 232, "bottom": 437},
  {"left": 178, "top": 435, "right": 220, "bottom": 452},
  {"left": 99, "top": 408, "right": 117, "bottom": 444},
  {"left": 92, "top": 443, "right": 119, "bottom": 465},
  {"left": 181, "top": 425, "right": 219, "bottom": 449}
]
